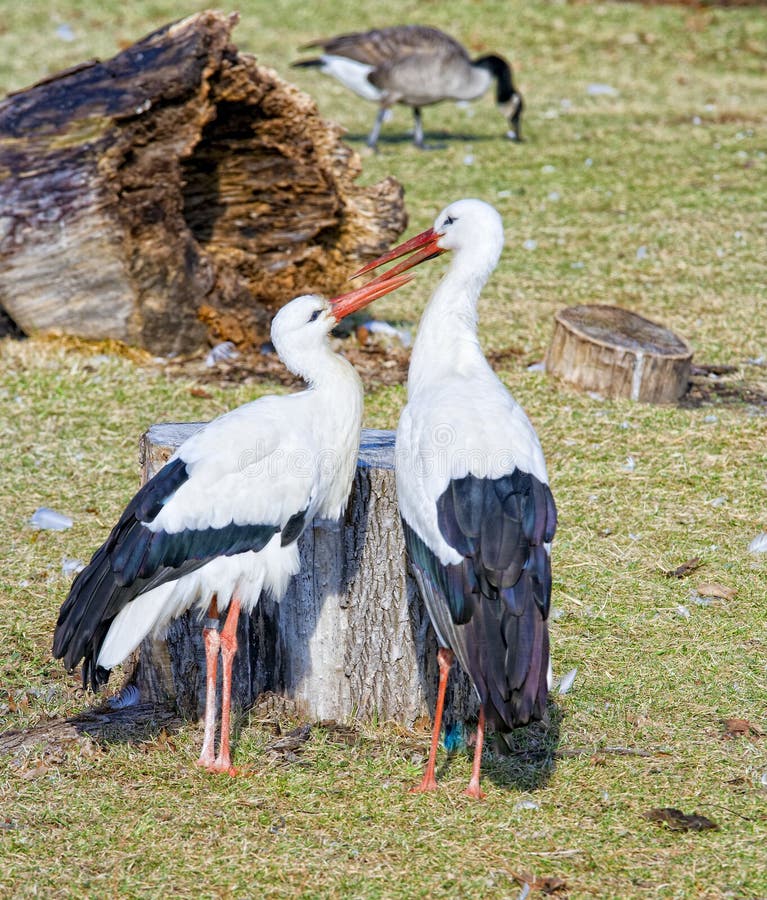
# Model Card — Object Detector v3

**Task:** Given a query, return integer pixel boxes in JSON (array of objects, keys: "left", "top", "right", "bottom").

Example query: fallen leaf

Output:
[
  {"left": 512, "top": 871, "right": 569, "bottom": 895},
  {"left": 189, "top": 386, "right": 212, "bottom": 399},
  {"left": 18, "top": 764, "right": 50, "bottom": 781},
  {"left": 723, "top": 718, "right": 764, "bottom": 739},
  {"left": 643, "top": 807, "right": 719, "bottom": 832},
  {"left": 265, "top": 724, "right": 311, "bottom": 755},
  {"left": 7, "top": 693, "right": 30, "bottom": 713},
  {"left": 322, "top": 722, "right": 360, "bottom": 746},
  {"left": 696, "top": 582, "right": 736, "bottom": 600},
  {"left": 663, "top": 557, "right": 702, "bottom": 578}
]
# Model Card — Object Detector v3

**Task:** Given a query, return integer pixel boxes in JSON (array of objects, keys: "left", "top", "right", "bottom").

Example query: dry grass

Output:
[{"left": 1, "top": 2, "right": 767, "bottom": 898}]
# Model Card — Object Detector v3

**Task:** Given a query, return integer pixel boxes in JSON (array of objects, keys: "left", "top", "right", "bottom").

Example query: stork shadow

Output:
[
  {"left": 474, "top": 703, "right": 561, "bottom": 793},
  {"left": 432, "top": 696, "right": 561, "bottom": 794},
  {"left": 0, "top": 702, "right": 184, "bottom": 761}
]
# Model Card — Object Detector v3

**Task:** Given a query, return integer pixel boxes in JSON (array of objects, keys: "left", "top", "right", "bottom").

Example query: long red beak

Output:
[
  {"left": 351, "top": 228, "right": 447, "bottom": 286},
  {"left": 330, "top": 271, "right": 414, "bottom": 320}
]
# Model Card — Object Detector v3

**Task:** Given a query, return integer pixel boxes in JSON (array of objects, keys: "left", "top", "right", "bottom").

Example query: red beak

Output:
[
  {"left": 351, "top": 227, "right": 447, "bottom": 286},
  {"left": 330, "top": 271, "right": 414, "bottom": 320}
]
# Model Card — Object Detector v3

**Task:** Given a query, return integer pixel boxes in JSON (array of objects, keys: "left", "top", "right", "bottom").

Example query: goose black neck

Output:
[{"left": 474, "top": 54, "right": 516, "bottom": 104}]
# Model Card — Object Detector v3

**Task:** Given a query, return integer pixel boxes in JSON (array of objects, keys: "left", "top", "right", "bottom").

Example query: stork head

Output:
[
  {"left": 430, "top": 199, "right": 504, "bottom": 256},
  {"left": 351, "top": 199, "right": 505, "bottom": 284},
  {"left": 271, "top": 272, "right": 414, "bottom": 359}
]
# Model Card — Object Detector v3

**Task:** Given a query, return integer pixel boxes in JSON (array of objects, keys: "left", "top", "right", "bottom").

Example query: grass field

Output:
[{"left": 1, "top": 2, "right": 766, "bottom": 897}]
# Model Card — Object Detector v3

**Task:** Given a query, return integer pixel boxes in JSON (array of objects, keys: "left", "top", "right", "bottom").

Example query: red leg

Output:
[
  {"left": 196, "top": 597, "right": 220, "bottom": 769},
  {"left": 464, "top": 706, "right": 486, "bottom": 800},
  {"left": 410, "top": 647, "right": 454, "bottom": 793},
  {"left": 210, "top": 595, "right": 241, "bottom": 775}
]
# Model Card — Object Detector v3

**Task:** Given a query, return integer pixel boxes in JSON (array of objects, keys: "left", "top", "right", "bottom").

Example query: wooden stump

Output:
[
  {"left": 128, "top": 424, "right": 476, "bottom": 726},
  {"left": 545, "top": 304, "right": 693, "bottom": 403},
  {"left": 0, "top": 11, "right": 406, "bottom": 356}
]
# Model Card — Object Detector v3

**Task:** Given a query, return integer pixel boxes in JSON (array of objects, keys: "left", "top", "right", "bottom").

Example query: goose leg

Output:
[
  {"left": 464, "top": 706, "right": 487, "bottom": 800},
  {"left": 410, "top": 647, "right": 454, "bottom": 793},
  {"left": 210, "top": 595, "right": 242, "bottom": 775},
  {"left": 196, "top": 596, "right": 220, "bottom": 769},
  {"left": 367, "top": 106, "right": 387, "bottom": 150},
  {"left": 413, "top": 107, "right": 424, "bottom": 149}
]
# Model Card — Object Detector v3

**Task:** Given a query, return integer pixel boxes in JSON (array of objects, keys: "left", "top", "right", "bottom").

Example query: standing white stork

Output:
[
  {"left": 353, "top": 199, "right": 556, "bottom": 798},
  {"left": 52, "top": 272, "right": 412, "bottom": 774},
  {"left": 292, "top": 26, "right": 523, "bottom": 150}
]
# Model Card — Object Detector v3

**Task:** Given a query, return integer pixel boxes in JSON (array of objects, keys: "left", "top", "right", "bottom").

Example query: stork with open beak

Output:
[
  {"left": 52, "top": 271, "right": 413, "bottom": 774},
  {"left": 353, "top": 199, "right": 556, "bottom": 798}
]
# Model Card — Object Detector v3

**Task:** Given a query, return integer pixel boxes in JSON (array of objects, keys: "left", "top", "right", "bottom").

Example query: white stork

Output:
[
  {"left": 52, "top": 273, "right": 412, "bottom": 774},
  {"left": 292, "top": 26, "right": 523, "bottom": 149},
  {"left": 354, "top": 199, "right": 556, "bottom": 798}
]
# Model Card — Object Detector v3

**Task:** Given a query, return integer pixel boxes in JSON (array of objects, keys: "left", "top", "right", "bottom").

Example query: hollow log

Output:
[
  {"left": 545, "top": 304, "right": 693, "bottom": 403},
  {"left": 128, "top": 424, "right": 477, "bottom": 726},
  {"left": 0, "top": 11, "right": 406, "bottom": 355}
]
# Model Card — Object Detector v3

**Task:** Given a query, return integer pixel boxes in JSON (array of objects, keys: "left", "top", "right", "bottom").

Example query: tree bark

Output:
[
  {"left": 545, "top": 304, "right": 693, "bottom": 403},
  {"left": 130, "top": 424, "right": 477, "bottom": 727},
  {"left": 0, "top": 11, "right": 406, "bottom": 356}
]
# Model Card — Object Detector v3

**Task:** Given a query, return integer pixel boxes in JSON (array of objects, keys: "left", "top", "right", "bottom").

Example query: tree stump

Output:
[
  {"left": 128, "top": 424, "right": 477, "bottom": 727},
  {"left": 545, "top": 304, "right": 693, "bottom": 403},
  {"left": 0, "top": 11, "right": 406, "bottom": 356}
]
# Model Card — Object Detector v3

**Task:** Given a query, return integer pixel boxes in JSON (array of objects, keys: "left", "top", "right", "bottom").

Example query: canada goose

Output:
[{"left": 293, "top": 25, "right": 523, "bottom": 150}]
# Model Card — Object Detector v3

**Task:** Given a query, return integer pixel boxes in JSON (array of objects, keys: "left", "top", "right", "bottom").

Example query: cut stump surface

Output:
[{"left": 545, "top": 304, "right": 693, "bottom": 403}]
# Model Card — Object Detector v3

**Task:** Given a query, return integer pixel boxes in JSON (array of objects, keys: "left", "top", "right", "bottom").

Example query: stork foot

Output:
[
  {"left": 409, "top": 774, "right": 439, "bottom": 794},
  {"left": 195, "top": 750, "right": 217, "bottom": 770},
  {"left": 205, "top": 757, "right": 240, "bottom": 777},
  {"left": 463, "top": 779, "right": 486, "bottom": 801}
]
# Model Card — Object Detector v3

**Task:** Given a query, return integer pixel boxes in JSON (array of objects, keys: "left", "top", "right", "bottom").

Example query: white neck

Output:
[
  {"left": 278, "top": 337, "right": 364, "bottom": 519},
  {"left": 273, "top": 333, "right": 347, "bottom": 390},
  {"left": 407, "top": 246, "right": 500, "bottom": 395}
]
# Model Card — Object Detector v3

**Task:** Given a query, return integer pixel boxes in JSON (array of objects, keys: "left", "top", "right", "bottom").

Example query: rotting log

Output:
[
  {"left": 128, "top": 424, "right": 477, "bottom": 727},
  {"left": 545, "top": 304, "right": 693, "bottom": 403},
  {"left": 0, "top": 11, "right": 406, "bottom": 356}
]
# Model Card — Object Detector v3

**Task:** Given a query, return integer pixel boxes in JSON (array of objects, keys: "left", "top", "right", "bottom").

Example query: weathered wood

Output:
[
  {"left": 545, "top": 304, "right": 693, "bottom": 403},
  {"left": 129, "top": 425, "right": 477, "bottom": 726},
  {"left": 0, "top": 11, "right": 406, "bottom": 355}
]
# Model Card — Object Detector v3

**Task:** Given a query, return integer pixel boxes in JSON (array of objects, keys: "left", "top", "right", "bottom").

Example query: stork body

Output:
[
  {"left": 293, "top": 26, "right": 523, "bottom": 149},
  {"left": 355, "top": 200, "right": 556, "bottom": 797},
  {"left": 52, "top": 275, "right": 411, "bottom": 773}
]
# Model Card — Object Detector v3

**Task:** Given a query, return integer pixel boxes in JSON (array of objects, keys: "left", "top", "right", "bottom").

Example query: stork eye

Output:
[
  {"left": 308, "top": 309, "right": 322, "bottom": 323},
  {"left": 443, "top": 215, "right": 457, "bottom": 226}
]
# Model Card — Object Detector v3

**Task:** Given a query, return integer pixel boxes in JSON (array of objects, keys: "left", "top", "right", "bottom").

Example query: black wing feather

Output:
[
  {"left": 53, "top": 456, "right": 305, "bottom": 691},
  {"left": 451, "top": 476, "right": 484, "bottom": 542},
  {"left": 405, "top": 470, "right": 557, "bottom": 731}
]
